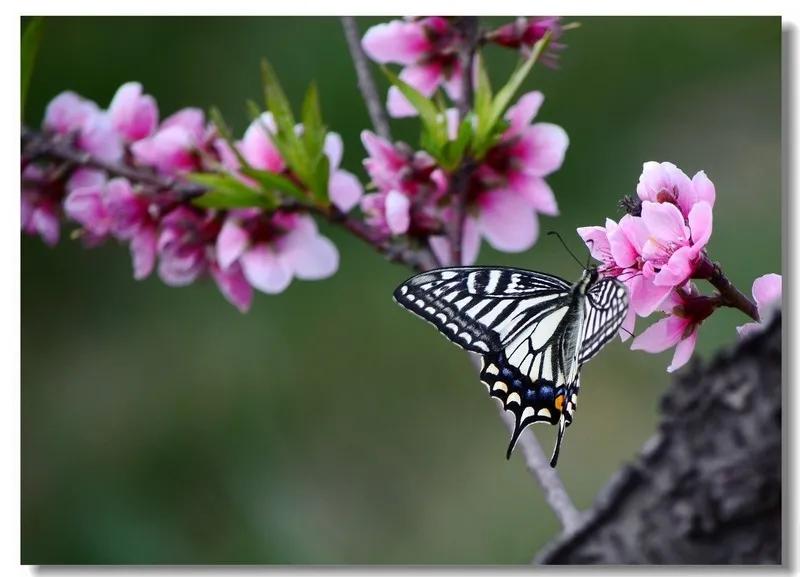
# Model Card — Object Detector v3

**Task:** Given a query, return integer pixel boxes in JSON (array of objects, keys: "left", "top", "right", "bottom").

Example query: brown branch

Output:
[
  {"left": 340, "top": 17, "right": 392, "bottom": 141},
  {"left": 21, "top": 126, "right": 206, "bottom": 200},
  {"left": 693, "top": 254, "right": 759, "bottom": 321},
  {"left": 535, "top": 314, "right": 781, "bottom": 564}
]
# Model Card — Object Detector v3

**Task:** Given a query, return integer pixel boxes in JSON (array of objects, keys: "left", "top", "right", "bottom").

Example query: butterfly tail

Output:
[
  {"left": 549, "top": 415, "right": 567, "bottom": 467},
  {"left": 506, "top": 419, "right": 525, "bottom": 460}
]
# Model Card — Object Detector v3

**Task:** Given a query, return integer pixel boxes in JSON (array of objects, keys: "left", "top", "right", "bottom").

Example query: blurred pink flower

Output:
[
  {"left": 104, "top": 177, "right": 159, "bottom": 280},
  {"left": 21, "top": 165, "right": 60, "bottom": 247},
  {"left": 107, "top": 82, "right": 159, "bottom": 142},
  {"left": 360, "top": 130, "right": 447, "bottom": 238},
  {"left": 467, "top": 91, "right": 567, "bottom": 258},
  {"left": 362, "top": 17, "right": 466, "bottom": 117},
  {"left": 487, "top": 17, "right": 566, "bottom": 66},
  {"left": 216, "top": 211, "right": 339, "bottom": 295},
  {"left": 631, "top": 283, "right": 713, "bottom": 372},
  {"left": 63, "top": 169, "right": 114, "bottom": 241},
  {"left": 131, "top": 108, "right": 207, "bottom": 175},
  {"left": 156, "top": 206, "right": 213, "bottom": 286},
  {"left": 43, "top": 91, "right": 99, "bottom": 136},
  {"left": 737, "top": 273, "right": 782, "bottom": 337},
  {"left": 636, "top": 161, "right": 716, "bottom": 218},
  {"left": 209, "top": 261, "right": 253, "bottom": 313}
]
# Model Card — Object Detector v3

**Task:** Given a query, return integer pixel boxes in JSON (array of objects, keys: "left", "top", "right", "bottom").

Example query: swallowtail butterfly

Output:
[{"left": 393, "top": 265, "right": 628, "bottom": 467}]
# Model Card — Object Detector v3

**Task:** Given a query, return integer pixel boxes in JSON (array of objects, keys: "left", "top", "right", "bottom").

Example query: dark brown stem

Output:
[
  {"left": 21, "top": 127, "right": 206, "bottom": 200},
  {"left": 695, "top": 255, "right": 759, "bottom": 322},
  {"left": 340, "top": 17, "right": 392, "bottom": 141}
]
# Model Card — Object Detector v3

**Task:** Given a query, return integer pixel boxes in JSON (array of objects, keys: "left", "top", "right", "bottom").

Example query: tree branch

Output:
[
  {"left": 340, "top": 17, "right": 392, "bottom": 141},
  {"left": 534, "top": 314, "right": 782, "bottom": 564}
]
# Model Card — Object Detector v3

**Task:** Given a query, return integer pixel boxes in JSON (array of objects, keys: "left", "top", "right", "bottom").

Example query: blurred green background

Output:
[{"left": 21, "top": 16, "right": 781, "bottom": 564}]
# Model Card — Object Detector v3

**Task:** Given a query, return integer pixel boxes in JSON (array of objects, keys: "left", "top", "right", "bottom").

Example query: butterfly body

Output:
[{"left": 393, "top": 265, "right": 628, "bottom": 466}]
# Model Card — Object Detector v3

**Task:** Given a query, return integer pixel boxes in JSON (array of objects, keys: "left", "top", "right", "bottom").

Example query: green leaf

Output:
[
  {"left": 310, "top": 154, "right": 330, "bottom": 203},
  {"left": 441, "top": 116, "right": 474, "bottom": 170},
  {"left": 487, "top": 32, "right": 552, "bottom": 134},
  {"left": 301, "top": 82, "right": 325, "bottom": 163},
  {"left": 240, "top": 166, "right": 306, "bottom": 202},
  {"left": 245, "top": 99, "right": 263, "bottom": 122},
  {"left": 473, "top": 54, "right": 493, "bottom": 142},
  {"left": 21, "top": 17, "right": 44, "bottom": 120},
  {"left": 382, "top": 66, "right": 447, "bottom": 155},
  {"left": 188, "top": 173, "right": 277, "bottom": 209}
]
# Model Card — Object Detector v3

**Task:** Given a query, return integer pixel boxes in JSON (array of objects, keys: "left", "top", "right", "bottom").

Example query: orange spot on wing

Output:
[{"left": 554, "top": 395, "right": 565, "bottom": 411}]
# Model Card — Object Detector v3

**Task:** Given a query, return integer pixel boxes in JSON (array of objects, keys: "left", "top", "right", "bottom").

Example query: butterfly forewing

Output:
[{"left": 393, "top": 267, "right": 571, "bottom": 355}]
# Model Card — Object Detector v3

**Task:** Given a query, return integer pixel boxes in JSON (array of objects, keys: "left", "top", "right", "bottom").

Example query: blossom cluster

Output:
[
  {"left": 22, "top": 82, "right": 363, "bottom": 312},
  {"left": 359, "top": 90, "right": 567, "bottom": 265},
  {"left": 577, "top": 161, "right": 781, "bottom": 371},
  {"left": 361, "top": 16, "right": 565, "bottom": 118}
]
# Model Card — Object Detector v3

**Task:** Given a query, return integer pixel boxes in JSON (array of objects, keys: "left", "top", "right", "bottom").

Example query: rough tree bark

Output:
[{"left": 535, "top": 313, "right": 782, "bottom": 565}]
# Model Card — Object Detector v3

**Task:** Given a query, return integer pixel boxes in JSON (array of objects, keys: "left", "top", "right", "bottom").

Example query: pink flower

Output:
[
  {"left": 638, "top": 200, "right": 713, "bottom": 287},
  {"left": 156, "top": 206, "right": 213, "bottom": 286},
  {"left": 360, "top": 130, "right": 447, "bottom": 238},
  {"left": 43, "top": 91, "right": 123, "bottom": 162},
  {"left": 104, "top": 178, "right": 159, "bottom": 280},
  {"left": 467, "top": 91, "right": 567, "bottom": 258},
  {"left": 107, "top": 82, "right": 159, "bottom": 142},
  {"left": 43, "top": 91, "right": 99, "bottom": 135},
  {"left": 131, "top": 108, "right": 206, "bottom": 175},
  {"left": 737, "top": 273, "right": 782, "bottom": 337},
  {"left": 636, "top": 161, "right": 716, "bottom": 218},
  {"left": 63, "top": 169, "right": 113, "bottom": 240},
  {"left": 487, "top": 17, "right": 566, "bottom": 66},
  {"left": 209, "top": 261, "right": 253, "bottom": 313},
  {"left": 322, "top": 132, "right": 363, "bottom": 213},
  {"left": 239, "top": 112, "right": 286, "bottom": 173},
  {"left": 216, "top": 211, "right": 339, "bottom": 295},
  {"left": 21, "top": 165, "right": 60, "bottom": 247},
  {"left": 362, "top": 17, "right": 465, "bottom": 118},
  {"left": 631, "top": 283, "right": 713, "bottom": 372}
]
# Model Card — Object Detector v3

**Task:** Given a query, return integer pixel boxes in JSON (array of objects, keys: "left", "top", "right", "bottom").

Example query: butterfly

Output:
[{"left": 393, "top": 264, "right": 628, "bottom": 467}]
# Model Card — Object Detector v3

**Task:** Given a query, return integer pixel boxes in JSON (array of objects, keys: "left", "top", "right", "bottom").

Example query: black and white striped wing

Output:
[
  {"left": 578, "top": 278, "right": 629, "bottom": 365},
  {"left": 393, "top": 267, "right": 571, "bottom": 355}
]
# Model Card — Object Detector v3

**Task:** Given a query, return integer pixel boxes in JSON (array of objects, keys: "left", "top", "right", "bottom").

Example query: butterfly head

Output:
[{"left": 576, "top": 264, "right": 600, "bottom": 294}]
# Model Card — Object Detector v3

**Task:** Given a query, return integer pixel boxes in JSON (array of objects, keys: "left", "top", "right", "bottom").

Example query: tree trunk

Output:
[{"left": 536, "top": 314, "right": 782, "bottom": 565}]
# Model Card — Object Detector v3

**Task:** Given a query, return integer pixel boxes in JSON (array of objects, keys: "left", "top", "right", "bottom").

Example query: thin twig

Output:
[
  {"left": 468, "top": 355, "right": 583, "bottom": 533},
  {"left": 705, "top": 260, "right": 760, "bottom": 321},
  {"left": 445, "top": 17, "right": 480, "bottom": 267},
  {"left": 340, "top": 17, "right": 392, "bottom": 141}
]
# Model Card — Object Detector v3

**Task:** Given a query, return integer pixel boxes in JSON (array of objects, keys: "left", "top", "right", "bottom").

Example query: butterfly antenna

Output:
[
  {"left": 506, "top": 419, "right": 524, "bottom": 460},
  {"left": 547, "top": 231, "right": 584, "bottom": 270},
  {"left": 550, "top": 416, "right": 567, "bottom": 467}
]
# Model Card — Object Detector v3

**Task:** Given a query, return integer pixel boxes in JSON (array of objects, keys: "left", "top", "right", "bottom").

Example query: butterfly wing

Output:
[
  {"left": 395, "top": 267, "right": 580, "bottom": 464},
  {"left": 393, "top": 267, "right": 572, "bottom": 354},
  {"left": 578, "top": 277, "right": 629, "bottom": 365}
]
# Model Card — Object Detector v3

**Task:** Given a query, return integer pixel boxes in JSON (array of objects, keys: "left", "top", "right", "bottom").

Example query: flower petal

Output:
[
  {"left": 324, "top": 132, "right": 343, "bottom": 170},
  {"left": 240, "top": 244, "right": 293, "bottom": 294},
  {"left": 361, "top": 20, "right": 431, "bottom": 65},
  {"left": 641, "top": 201, "right": 688, "bottom": 243},
  {"left": 505, "top": 91, "right": 544, "bottom": 136},
  {"left": 653, "top": 245, "right": 695, "bottom": 287},
  {"left": 211, "top": 262, "right": 253, "bottom": 313},
  {"left": 508, "top": 173, "right": 558, "bottom": 216},
  {"left": 577, "top": 224, "right": 611, "bottom": 264},
  {"left": 385, "top": 190, "right": 411, "bottom": 235},
  {"left": 628, "top": 274, "right": 673, "bottom": 317},
  {"left": 328, "top": 170, "right": 363, "bottom": 213},
  {"left": 282, "top": 232, "right": 340, "bottom": 281},
  {"left": 130, "top": 225, "right": 157, "bottom": 280},
  {"left": 687, "top": 201, "right": 713, "bottom": 252},
  {"left": 477, "top": 191, "right": 538, "bottom": 252},
  {"left": 240, "top": 112, "right": 285, "bottom": 172},
  {"left": 752, "top": 273, "right": 782, "bottom": 310},
  {"left": 108, "top": 82, "right": 159, "bottom": 142},
  {"left": 690, "top": 170, "right": 716, "bottom": 210},
  {"left": 516, "top": 122, "right": 569, "bottom": 177},
  {"left": 631, "top": 315, "right": 687, "bottom": 353},
  {"left": 667, "top": 329, "right": 698, "bottom": 372},
  {"left": 217, "top": 218, "right": 249, "bottom": 270}
]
